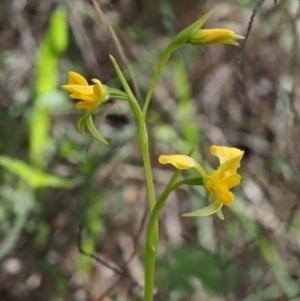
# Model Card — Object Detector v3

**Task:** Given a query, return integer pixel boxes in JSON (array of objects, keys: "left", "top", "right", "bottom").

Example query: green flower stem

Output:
[
  {"left": 110, "top": 55, "right": 198, "bottom": 301},
  {"left": 107, "top": 87, "right": 130, "bottom": 100},
  {"left": 142, "top": 48, "right": 171, "bottom": 120},
  {"left": 110, "top": 55, "right": 163, "bottom": 301},
  {"left": 144, "top": 147, "right": 196, "bottom": 301},
  {"left": 109, "top": 55, "right": 142, "bottom": 123},
  {"left": 142, "top": 65, "right": 162, "bottom": 120},
  {"left": 110, "top": 53, "right": 158, "bottom": 233},
  {"left": 142, "top": 12, "right": 213, "bottom": 119},
  {"left": 144, "top": 169, "right": 182, "bottom": 301}
]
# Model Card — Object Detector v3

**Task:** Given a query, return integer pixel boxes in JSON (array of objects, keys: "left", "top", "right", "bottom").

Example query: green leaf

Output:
[
  {"left": 30, "top": 6, "right": 68, "bottom": 167},
  {"left": 0, "top": 156, "right": 73, "bottom": 189},
  {"left": 182, "top": 199, "right": 223, "bottom": 217},
  {"left": 34, "top": 6, "right": 68, "bottom": 96},
  {"left": 86, "top": 115, "right": 108, "bottom": 145},
  {"left": 77, "top": 108, "right": 94, "bottom": 135},
  {"left": 48, "top": 6, "right": 68, "bottom": 54},
  {"left": 29, "top": 107, "right": 51, "bottom": 166},
  {"left": 216, "top": 208, "right": 224, "bottom": 220}
]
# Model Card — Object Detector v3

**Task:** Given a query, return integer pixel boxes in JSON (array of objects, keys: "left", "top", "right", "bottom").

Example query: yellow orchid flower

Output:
[
  {"left": 61, "top": 71, "right": 108, "bottom": 109},
  {"left": 188, "top": 29, "right": 244, "bottom": 46},
  {"left": 159, "top": 146, "right": 244, "bottom": 205}
]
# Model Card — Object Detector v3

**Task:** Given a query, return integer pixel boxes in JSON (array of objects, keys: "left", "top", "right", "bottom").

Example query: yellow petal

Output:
[
  {"left": 206, "top": 179, "right": 234, "bottom": 205},
  {"left": 220, "top": 174, "right": 241, "bottom": 189},
  {"left": 75, "top": 101, "right": 96, "bottom": 109},
  {"left": 68, "top": 72, "right": 88, "bottom": 85},
  {"left": 197, "top": 29, "right": 235, "bottom": 43},
  {"left": 189, "top": 29, "right": 244, "bottom": 46},
  {"left": 210, "top": 145, "right": 244, "bottom": 164},
  {"left": 69, "top": 93, "right": 98, "bottom": 102},
  {"left": 159, "top": 155, "right": 197, "bottom": 170},
  {"left": 215, "top": 155, "right": 243, "bottom": 177},
  {"left": 91, "top": 79, "right": 104, "bottom": 97},
  {"left": 61, "top": 84, "right": 94, "bottom": 95},
  {"left": 217, "top": 189, "right": 234, "bottom": 205}
]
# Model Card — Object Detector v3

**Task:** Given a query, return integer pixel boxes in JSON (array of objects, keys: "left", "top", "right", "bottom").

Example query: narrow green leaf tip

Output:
[
  {"left": 182, "top": 199, "right": 223, "bottom": 217},
  {"left": 86, "top": 115, "right": 108, "bottom": 145}
]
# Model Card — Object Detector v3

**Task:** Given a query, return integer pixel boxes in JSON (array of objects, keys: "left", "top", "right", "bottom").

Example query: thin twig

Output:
[
  {"left": 126, "top": 198, "right": 148, "bottom": 264},
  {"left": 95, "top": 194, "right": 148, "bottom": 300},
  {"left": 90, "top": 0, "right": 140, "bottom": 100},
  {"left": 77, "top": 225, "right": 125, "bottom": 276},
  {"left": 78, "top": 225, "right": 142, "bottom": 300},
  {"left": 237, "top": 0, "right": 266, "bottom": 66},
  {"left": 96, "top": 276, "right": 125, "bottom": 301}
]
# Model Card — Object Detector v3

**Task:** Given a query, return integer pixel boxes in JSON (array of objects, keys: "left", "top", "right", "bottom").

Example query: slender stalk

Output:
[
  {"left": 139, "top": 123, "right": 156, "bottom": 210},
  {"left": 142, "top": 66, "right": 162, "bottom": 120},
  {"left": 143, "top": 170, "right": 181, "bottom": 301},
  {"left": 142, "top": 41, "right": 175, "bottom": 120},
  {"left": 110, "top": 56, "right": 157, "bottom": 210},
  {"left": 111, "top": 55, "right": 197, "bottom": 301}
]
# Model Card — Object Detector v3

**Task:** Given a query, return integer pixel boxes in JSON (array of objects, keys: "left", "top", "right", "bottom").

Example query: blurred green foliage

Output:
[
  {"left": 1, "top": 0, "right": 300, "bottom": 300},
  {"left": 30, "top": 5, "right": 68, "bottom": 166}
]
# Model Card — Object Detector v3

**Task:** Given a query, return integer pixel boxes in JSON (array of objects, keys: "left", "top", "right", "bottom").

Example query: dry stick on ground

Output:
[
  {"left": 286, "top": 6, "right": 300, "bottom": 133},
  {"left": 89, "top": 0, "right": 140, "bottom": 100},
  {"left": 77, "top": 225, "right": 125, "bottom": 276},
  {"left": 96, "top": 277, "right": 126, "bottom": 301},
  {"left": 126, "top": 199, "right": 148, "bottom": 264},
  {"left": 237, "top": 0, "right": 266, "bottom": 66},
  {"left": 96, "top": 199, "right": 148, "bottom": 300},
  {"left": 78, "top": 224, "right": 142, "bottom": 301}
]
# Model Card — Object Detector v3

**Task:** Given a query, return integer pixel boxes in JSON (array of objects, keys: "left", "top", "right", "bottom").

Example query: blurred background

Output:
[{"left": 1, "top": 0, "right": 300, "bottom": 300}]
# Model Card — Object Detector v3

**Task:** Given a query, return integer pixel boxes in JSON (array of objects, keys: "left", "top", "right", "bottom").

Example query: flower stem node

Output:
[
  {"left": 188, "top": 29, "right": 245, "bottom": 46},
  {"left": 159, "top": 146, "right": 244, "bottom": 218}
]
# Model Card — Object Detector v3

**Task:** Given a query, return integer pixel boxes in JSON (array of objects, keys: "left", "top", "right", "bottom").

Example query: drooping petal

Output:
[
  {"left": 91, "top": 79, "right": 104, "bottom": 97},
  {"left": 61, "top": 84, "right": 94, "bottom": 95},
  {"left": 69, "top": 93, "right": 98, "bottom": 102},
  {"left": 217, "top": 189, "right": 234, "bottom": 205},
  {"left": 210, "top": 145, "right": 244, "bottom": 164},
  {"left": 68, "top": 71, "right": 88, "bottom": 85},
  {"left": 75, "top": 100, "right": 96, "bottom": 109},
  {"left": 159, "top": 155, "right": 197, "bottom": 170}
]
